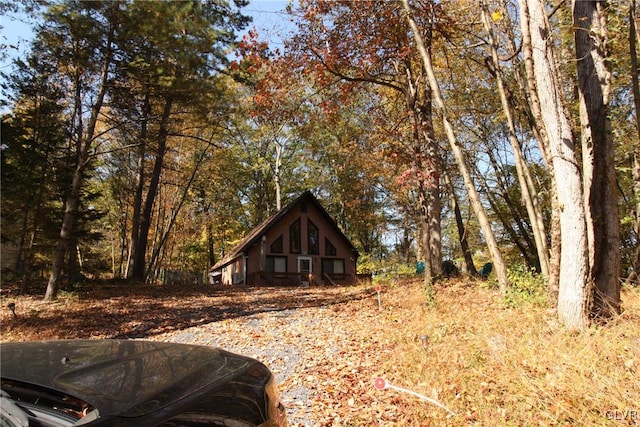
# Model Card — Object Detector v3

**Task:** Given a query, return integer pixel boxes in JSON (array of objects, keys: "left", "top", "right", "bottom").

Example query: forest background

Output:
[{"left": 1, "top": 0, "right": 639, "bottom": 331}]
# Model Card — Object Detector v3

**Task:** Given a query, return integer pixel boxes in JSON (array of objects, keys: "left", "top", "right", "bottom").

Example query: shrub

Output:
[{"left": 504, "top": 264, "right": 548, "bottom": 307}]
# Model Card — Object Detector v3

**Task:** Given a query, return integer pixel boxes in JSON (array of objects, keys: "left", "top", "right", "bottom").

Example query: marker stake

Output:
[{"left": 374, "top": 377, "right": 456, "bottom": 416}]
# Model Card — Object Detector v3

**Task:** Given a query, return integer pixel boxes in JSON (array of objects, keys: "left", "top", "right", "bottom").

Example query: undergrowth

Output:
[{"left": 503, "top": 264, "right": 548, "bottom": 308}]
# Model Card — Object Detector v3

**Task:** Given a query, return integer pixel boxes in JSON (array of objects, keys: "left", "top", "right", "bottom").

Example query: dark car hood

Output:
[{"left": 0, "top": 339, "right": 265, "bottom": 418}]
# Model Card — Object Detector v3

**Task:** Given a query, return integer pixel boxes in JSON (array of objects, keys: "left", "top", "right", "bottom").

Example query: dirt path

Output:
[{"left": 152, "top": 306, "right": 328, "bottom": 425}]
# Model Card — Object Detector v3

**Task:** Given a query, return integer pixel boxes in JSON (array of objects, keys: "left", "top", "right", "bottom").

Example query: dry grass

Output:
[{"left": 371, "top": 279, "right": 640, "bottom": 426}]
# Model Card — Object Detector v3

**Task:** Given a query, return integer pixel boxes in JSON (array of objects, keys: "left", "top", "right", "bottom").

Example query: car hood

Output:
[{"left": 0, "top": 339, "right": 267, "bottom": 418}]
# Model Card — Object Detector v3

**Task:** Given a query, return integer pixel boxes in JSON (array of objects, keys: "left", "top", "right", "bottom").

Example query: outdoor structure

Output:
[{"left": 211, "top": 191, "right": 359, "bottom": 286}]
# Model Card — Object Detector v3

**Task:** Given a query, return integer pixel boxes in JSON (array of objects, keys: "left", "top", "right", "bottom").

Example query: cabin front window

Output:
[
  {"left": 322, "top": 258, "right": 345, "bottom": 275},
  {"left": 308, "top": 220, "right": 319, "bottom": 255},
  {"left": 266, "top": 256, "right": 287, "bottom": 273},
  {"left": 290, "top": 218, "right": 301, "bottom": 253}
]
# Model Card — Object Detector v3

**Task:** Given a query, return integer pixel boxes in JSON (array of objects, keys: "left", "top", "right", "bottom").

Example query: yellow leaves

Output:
[{"left": 491, "top": 10, "right": 503, "bottom": 22}]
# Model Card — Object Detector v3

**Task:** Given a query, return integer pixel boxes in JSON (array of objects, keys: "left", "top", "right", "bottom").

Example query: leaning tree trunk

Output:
[
  {"left": 45, "top": 22, "right": 115, "bottom": 300},
  {"left": 45, "top": 168, "right": 82, "bottom": 300},
  {"left": 131, "top": 95, "right": 173, "bottom": 282},
  {"left": 573, "top": 0, "right": 620, "bottom": 318},
  {"left": 519, "top": 0, "right": 591, "bottom": 330},
  {"left": 480, "top": 1, "right": 550, "bottom": 276},
  {"left": 402, "top": 0, "right": 509, "bottom": 293}
]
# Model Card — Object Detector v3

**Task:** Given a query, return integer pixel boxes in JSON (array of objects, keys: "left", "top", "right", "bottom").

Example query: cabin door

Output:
[{"left": 297, "top": 256, "right": 312, "bottom": 286}]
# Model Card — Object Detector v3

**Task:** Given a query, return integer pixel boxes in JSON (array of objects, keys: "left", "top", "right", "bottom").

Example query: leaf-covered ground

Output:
[
  {"left": 2, "top": 280, "right": 639, "bottom": 426},
  {"left": 1, "top": 282, "right": 400, "bottom": 425}
]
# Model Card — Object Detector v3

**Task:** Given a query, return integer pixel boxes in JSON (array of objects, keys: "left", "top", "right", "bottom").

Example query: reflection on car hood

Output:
[{"left": 0, "top": 339, "right": 265, "bottom": 418}]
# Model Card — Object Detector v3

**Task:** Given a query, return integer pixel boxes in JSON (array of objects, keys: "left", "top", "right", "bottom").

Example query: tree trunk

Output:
[
  {"left": 628, "top": 0, "right": 640, "bottom": 285},
  {"left": 418, "top": 182, "right": 433, "bottom": 286},
  {"left": 403, "top": 51, "right": 442, "bottom": 282},
  {"left": 402, "top": 0, "right": 509, "bottom": 293},
  {"left": 508, "top": 1, "right": 561, "bottom": 298},
  {"left": 207, "top": 222, "right": 215, "bottom": 267},
  {"left": 131, "top": 95, "right": 173, "bottom": 282},
  {"left": 443, "top": 171, "right": 477, "bottom": 276},
  {"left": 573, "top": 0, "right": 620, "bottom": 318},
  {"left": 480, "top": 1, "right": 549, "bottom": 276},
  {"left": 127, "top": 89, "right": 150, "bottom": 279},
  {"left": 416, "top": 82, "right": 442, "bottom": 279},
  {"left": 548, "top": 192, "right": 562, "bottom": 310},
  {"left": 274, "top": 140, "right": 282, "bottom": 211},
  {"left": 45, "top": 169, "right": 83, "bottom": 300},
  {"left": 519, "top": 0, "right": 591, "bottom": 329},
  {"left": 44, "top": 19, "right": 116, "bottom": 300}
]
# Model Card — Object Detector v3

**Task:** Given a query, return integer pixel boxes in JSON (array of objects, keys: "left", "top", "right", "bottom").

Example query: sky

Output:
[
  {"left": 243, "top": 0, "right": 295, "bottom": 49},
  {"left": 0, "top": 0, "right": 293, "bottom": 73},
  {"left": 0, "top": 11, "right": 33, "bottom": 72}
]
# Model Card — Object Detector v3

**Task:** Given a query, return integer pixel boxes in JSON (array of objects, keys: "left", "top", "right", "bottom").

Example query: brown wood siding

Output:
[
  {"left": 220, "top": 256, "right": 245, "bottom": 285},
  {"left": 245, "top": 203, "right": 356, "bottom": 285}
]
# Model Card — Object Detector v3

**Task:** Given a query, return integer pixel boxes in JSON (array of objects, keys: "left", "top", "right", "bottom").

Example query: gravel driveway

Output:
[{"left": 153, "top": 303, "right": 388, "bottom": 426}]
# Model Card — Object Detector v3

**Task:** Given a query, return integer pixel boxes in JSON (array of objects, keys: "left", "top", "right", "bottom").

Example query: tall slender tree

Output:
[
  {"left": 401, "top": 0, "right": 510, "bottom": 293},
  {"left": 519, "top": 0, "right": 591, "bottom": 329},
  {"left": 40, "top": 1, "right": 121, "bottom": 300}
]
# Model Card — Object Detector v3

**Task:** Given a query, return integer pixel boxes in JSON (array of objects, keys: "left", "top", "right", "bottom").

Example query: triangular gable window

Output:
[
  {"left": 271, "top": 235, "right": 283, "bottom": 253},
  {"left": 325, "top": 238, "right": 336, "bottom": 256}
]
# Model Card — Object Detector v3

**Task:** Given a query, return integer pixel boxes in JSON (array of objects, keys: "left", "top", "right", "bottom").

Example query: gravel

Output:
[{"left": 153, "top": 306, "right": 342, "bottom": 426}]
